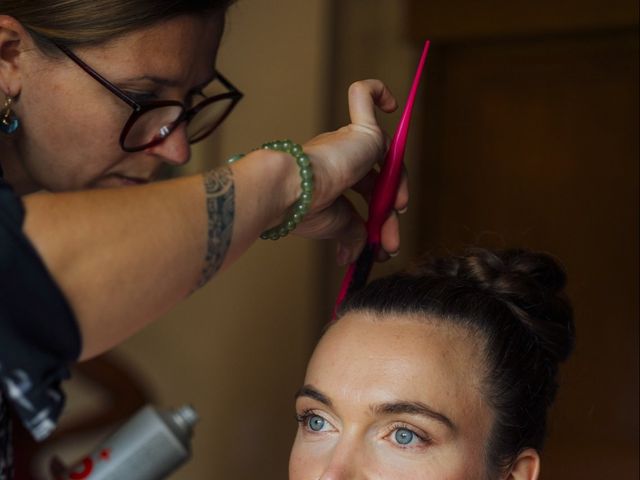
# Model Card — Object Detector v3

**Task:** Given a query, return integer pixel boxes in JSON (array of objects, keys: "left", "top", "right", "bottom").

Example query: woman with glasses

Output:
[{"left": 0, "top": 1, "right": 407, "bottom": 475}]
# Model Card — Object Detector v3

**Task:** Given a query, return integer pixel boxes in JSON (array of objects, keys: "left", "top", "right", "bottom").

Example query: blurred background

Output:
[{"left": 20, "top": 0, "right": 638, "bottom": 478}]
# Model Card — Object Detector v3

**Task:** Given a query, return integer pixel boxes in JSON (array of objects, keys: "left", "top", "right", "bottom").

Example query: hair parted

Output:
[
  {"left": 337, "top": 248, "right": 575, "bottom": 474},
  {"left": 1, "top": 0, "right": 234, "bottom": 51}
]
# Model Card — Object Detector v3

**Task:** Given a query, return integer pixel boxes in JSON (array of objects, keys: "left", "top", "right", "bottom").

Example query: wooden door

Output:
[{"left": 408, "top": 1, "right": 639, "bottom": 478}]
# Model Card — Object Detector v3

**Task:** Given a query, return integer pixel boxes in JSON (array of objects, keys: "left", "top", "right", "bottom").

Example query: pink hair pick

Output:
[{"left": 332, "top": 40, "right": 430, "bottom": 319}]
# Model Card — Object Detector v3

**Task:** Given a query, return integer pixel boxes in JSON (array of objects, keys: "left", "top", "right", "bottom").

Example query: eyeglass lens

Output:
[
  {"left": 187, "top": 97, "right": 236, "bottom": 142},
  {"left": 123, "top": 73, "right": 239, "bottom": 150},
  {"left": 124, "top": 105, "right": 183, "bottom": 150},
  {"left": 123, "top": 98, "right": 236, "bottom": 150}
]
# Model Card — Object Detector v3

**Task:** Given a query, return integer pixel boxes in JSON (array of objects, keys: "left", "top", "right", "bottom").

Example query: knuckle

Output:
[
  {"left": 348, "top": 79, "right": 373, "bottom": 96},
  {"left": 348, "top": 80, "right": 364, "bottom": 94}
]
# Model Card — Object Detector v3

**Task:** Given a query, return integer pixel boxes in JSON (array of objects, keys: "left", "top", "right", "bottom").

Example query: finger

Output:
[
  {"left": 376, "top": 247, "right": 391, "bottom": 263},
  {"left": 380, "top": 210, "right": 401, "bottom": 260},
  {"left": 352, "top": 163, "right": 407, "bottom": 214},
  {"left": 295, "top": 196, "right": 367, "bottom": 265},
  {"left": 333, "top": 203, "right": 367, "bottom": 266},
  {"left": 348, "top": 80, "right": 398, "bottom": 128},
  {"left": 351, "top": 169, "right": 379, "bottom": 201},
  {"left": 371, "top": 129, "right": 393, "bottom": 170}
]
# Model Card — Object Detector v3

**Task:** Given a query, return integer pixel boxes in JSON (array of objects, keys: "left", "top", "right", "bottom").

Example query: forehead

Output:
[
  {"left": 306, "top": 312, "right": 488, "bottom": 418},
  {"left": 81, "top": 13, "right": 224, "bottom": 84}
]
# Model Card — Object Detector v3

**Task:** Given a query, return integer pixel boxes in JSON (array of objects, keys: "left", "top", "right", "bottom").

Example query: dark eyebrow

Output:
[
  {"left": 295, "top": 384, "right": 332, "bottom": 407},
  {"left": 295, "top": 385, "right": 455, "bottom": 432},
  {"left": 373, "top": 401, "right": 456, "bottom": 432},
  {"left": 123, "top": 72, "right": 216, "bottom": 91}
]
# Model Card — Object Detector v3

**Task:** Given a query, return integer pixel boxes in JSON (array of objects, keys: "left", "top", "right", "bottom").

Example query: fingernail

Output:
[
  {"left": 396, "top": 206, "right": 408, "bottom": 215},
  {"left": 389, "top": 249, "right": 400, "bottom": 258}
]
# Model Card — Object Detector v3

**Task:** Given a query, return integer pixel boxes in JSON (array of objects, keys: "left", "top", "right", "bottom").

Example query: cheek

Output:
[
  {"left": 289, "top": 438, "right": 313, "bottom": 480},
  {"left": 412, "top": 447, "right": 488, "bottom": 480},
  {"left": 289, "top": 430, "right": 330, "bottom": 480},
  {"left": 292, "top": 422, "right": 358, "bottom": 479},
  {"left": 17, "top": 75, "right": 127, "bottom": 189}
]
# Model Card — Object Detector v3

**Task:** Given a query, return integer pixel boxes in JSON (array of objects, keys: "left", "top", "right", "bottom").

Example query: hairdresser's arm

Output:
[
  {"left": 22, "top": 153, "right": 300, "bottom": 360},
  {"left": 22, "top": 80, "right": 405, "bottom": 361}
]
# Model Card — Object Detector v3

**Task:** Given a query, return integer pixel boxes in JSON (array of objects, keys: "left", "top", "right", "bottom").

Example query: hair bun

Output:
[{"left": 415, "top": 248, "right": 575, "bottom": 364}]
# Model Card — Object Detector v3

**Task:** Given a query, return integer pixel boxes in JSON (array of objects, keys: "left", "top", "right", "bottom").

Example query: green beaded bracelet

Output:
[{"left": 227, "top": 139, "right": 314, "bottom": 240}]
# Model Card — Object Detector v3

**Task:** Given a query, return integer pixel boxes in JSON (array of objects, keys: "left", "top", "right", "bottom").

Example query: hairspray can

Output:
[{"left": 54, "top": 404, "right": 198, "bottom": 480}]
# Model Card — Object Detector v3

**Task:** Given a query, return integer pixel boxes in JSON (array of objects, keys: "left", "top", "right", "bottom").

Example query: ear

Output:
[
  {"left": 503, "top": 448, "right": 540, "bottom": 480},
  {"left": 0, "top": 15, "right": 30, "bottom": 97}
]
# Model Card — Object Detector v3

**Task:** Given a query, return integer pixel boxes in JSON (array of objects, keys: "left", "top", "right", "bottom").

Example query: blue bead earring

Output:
[{"left": 1, "top": 96, "right": 19, "bottom": 135}]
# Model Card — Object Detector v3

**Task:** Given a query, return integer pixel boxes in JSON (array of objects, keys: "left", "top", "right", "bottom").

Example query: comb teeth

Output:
[
  {"left": 346, "top": 243, "right": 377, "bottom": 296},
  {"left": 332, "top": 243, "right": 377, "bottom": 319}
]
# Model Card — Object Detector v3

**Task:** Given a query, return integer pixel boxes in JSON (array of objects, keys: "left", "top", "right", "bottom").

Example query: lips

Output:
[{"left": 116, "top": 175, "right": 149, "bottom": 185}]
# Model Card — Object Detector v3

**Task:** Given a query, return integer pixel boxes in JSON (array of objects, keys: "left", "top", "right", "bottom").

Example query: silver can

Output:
[{"left": 55, "top": 405, "right": 198, "bottom": 480}]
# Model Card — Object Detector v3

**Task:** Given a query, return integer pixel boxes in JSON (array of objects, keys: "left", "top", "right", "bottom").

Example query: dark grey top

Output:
[{"left": 0, "top": 166, "right": 80, "bottom": 477}]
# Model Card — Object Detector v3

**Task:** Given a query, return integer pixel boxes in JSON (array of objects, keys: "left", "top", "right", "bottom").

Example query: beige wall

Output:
[{"left": 112, "top": 2, "right": 333, "bottom": 478}]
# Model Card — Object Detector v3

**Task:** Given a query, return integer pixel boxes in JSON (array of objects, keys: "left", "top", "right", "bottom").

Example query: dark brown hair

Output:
[
  {"left": 337, "top": 248, "right": 575, "bottom": 474},
  {"left": 1, "top": 0, "right": 234, "bottom": 51}
]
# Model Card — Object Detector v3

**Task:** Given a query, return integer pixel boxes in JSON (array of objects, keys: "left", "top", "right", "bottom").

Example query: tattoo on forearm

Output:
[{"left": 196, "top": 167, "right": 235, "bottom": 289}]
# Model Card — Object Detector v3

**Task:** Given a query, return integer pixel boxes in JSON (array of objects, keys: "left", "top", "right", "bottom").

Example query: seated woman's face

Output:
[{"left": 289, "top": 312, "right": 495, "bottom": 479}]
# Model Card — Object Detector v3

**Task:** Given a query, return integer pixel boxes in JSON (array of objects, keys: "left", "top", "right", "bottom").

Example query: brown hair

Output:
[
  {"left": 1, "top": 0, "right": 234, "bottom": 51},
  {"left": 338, "top": 248, "right": 575, "bottom": 474}
]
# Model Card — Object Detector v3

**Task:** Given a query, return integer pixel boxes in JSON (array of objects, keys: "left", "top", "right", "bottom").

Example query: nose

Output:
[{"left": 146, "top": 122, "right": 191, "bottom": 166}]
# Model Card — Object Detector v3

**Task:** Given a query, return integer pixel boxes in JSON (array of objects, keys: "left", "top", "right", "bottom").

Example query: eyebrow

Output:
[
  {"left": 123, "top": 75, "right": 180, "bottom": 88},
  {"left": 295, "top": 384, "right": 456, "bottom": 432},
  {"left": 373, "top": 401, "right": 456, "bottom": 432},
  {"left": 123, "top": 72, "right": 217, "bottom": 91},
  {"left": 295, "top": 384, "right": 332, "bottom": 407}
]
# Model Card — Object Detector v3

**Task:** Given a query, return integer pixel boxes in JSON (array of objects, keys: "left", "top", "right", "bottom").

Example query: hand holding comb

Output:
[{"left": 332, "top": 40, "right": 431, "bottom": 318}]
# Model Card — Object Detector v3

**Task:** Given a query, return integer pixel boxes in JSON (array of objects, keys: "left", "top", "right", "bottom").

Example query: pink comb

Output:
[{"left": 332, "top": 40, "right": 431, "bottom": 318}]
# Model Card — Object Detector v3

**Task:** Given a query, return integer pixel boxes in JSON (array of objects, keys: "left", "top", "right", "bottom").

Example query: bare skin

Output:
[
  {"left": 0, "top": 13, "right": 408, "bottom": 359},
  {"left": 290, "top": 312, "right": 540, "bottom": 480}
]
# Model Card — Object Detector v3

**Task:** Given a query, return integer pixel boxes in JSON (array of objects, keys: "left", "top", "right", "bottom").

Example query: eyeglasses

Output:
[{"left": 55, "top": 43, "right": 243, "bottom": 152}]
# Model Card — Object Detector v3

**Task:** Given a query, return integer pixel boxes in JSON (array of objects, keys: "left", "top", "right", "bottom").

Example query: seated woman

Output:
[{"left": 290, "top": 248, "right": 575, "bottom": 480}]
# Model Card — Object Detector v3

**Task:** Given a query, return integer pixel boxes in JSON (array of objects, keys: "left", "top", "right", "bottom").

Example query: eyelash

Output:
[
  {"left": 384, "top": 422, "right": 431, "bottom": 449},
  {"left": 295, "top": 409, "right": 322, "bottom": 427}
]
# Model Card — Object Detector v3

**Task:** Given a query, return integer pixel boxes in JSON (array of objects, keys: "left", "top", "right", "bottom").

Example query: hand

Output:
[{"left": 295, "top": 79, "right": 409, "bottom": 265}]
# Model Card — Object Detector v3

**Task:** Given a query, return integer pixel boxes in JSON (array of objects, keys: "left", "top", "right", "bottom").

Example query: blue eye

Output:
[
  {"left": 308, "top": 415, "right": 326, "bottom": 432},
  {"left": 394, "top": 428, "right": 415, "bottom": 445}
]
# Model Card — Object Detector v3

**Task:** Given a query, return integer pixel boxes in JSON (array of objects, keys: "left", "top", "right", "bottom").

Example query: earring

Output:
[{"left": 1, "top": 96, "right": 19, "bottom": 134}]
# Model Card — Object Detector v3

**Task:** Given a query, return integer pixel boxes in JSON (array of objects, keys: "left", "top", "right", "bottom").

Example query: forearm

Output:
[{"left": 22, "top": 149, "right": 297, "bottom": 360}]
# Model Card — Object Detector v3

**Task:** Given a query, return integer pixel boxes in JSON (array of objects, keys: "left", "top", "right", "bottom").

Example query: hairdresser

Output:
[{"left": 0, "top": 1, "right": 407, "bottom": 474}]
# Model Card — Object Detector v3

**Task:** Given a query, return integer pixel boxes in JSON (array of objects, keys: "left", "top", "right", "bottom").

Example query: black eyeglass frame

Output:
[{"left": 55, "top": 43, "right": 243, "bottom": 152}]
